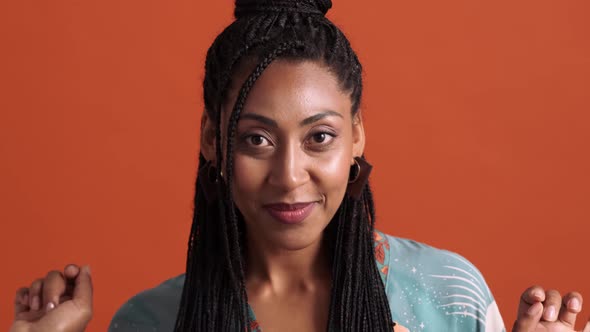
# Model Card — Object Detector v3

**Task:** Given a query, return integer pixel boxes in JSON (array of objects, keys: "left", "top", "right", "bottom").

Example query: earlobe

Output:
[{"left": 200, "top": 111, "right": 217, "bottom": 162}]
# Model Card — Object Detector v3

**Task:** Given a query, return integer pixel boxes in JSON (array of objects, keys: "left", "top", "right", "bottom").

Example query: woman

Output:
[{"left": 11, "top": 1, "right": 588, "bottom": 331}]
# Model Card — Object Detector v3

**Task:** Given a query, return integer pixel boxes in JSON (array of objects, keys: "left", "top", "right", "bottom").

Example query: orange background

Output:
[{"left": 1, "top": 1, "right": 589, "bottom": 331}]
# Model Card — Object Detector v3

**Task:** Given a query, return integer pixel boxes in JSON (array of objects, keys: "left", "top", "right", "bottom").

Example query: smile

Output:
[{"left": 263, "top": 202, "right": 317, "bottom": 225}]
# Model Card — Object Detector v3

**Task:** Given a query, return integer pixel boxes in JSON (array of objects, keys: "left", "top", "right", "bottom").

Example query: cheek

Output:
[
  {"left": 314, "top": 149, "right": 353, "bottom": 201},
  {"left": 231, "top": 154, "right": 265, "bottom": 203}
]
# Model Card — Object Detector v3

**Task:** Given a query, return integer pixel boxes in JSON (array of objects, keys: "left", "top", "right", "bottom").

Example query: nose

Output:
[{"left": 267, "top": 141, "right": 310, "bottom": 192}]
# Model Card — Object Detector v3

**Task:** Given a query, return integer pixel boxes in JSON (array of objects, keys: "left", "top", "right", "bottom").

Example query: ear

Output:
[
  {"left": 200, "top": 111, "right": 217, "bottom": 162},
  {"left": 351, "top": 111, "right": 366, "bottom": 160}
]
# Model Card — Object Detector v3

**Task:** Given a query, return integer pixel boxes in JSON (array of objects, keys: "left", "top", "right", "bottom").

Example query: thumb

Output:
[
  {"left": 513, "top": 301, "right": 543, "bottom": 331},
  {"left": 73, "top": 265, "right": 93, "bottom": 309},
  {"left": 513, "top": 286, "right": 545, "bottom": 332}
]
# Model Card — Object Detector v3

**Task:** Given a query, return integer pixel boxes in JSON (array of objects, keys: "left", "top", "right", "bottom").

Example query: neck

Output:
[{"left": 245, "top": 232, "right": 331, "bottom": 295}]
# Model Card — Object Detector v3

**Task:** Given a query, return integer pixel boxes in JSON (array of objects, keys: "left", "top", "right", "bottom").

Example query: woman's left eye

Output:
[
  {"left": 307, "top": 132, "right": 335, "bottom": 145},
  {"left": 312, "top": 132, "right": 328, "bottom": 143}
]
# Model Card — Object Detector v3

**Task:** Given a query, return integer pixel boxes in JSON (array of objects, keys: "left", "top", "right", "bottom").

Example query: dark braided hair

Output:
[{"left": 174, "top": 0, "right": 394, "bottom": 331}]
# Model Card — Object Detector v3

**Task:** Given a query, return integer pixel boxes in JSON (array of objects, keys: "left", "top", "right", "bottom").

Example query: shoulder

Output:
[
  {"left": 375, "top": 231, "right": 505, "bottom": 332},
  {"left": 108, "top": 274, "right": 185, "bottom": 332}
]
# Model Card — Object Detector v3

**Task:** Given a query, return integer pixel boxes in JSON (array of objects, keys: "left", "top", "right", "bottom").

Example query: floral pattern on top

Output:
[{"left": 374, "top": 230, "right": 391, "bottom": 284}]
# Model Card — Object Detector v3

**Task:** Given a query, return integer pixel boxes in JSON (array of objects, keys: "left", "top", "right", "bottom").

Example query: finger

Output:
[
  {"left": 14, "top": 303, "right": 29, "bottom": 318},
  {"left": 558, "top": 291, "right": 582, "bottom": 327},
  {"left": 42, "top": 270, "right": 66, "bottom": 312},
  {"left": 72, "top": 265, "right": 93, "bottom": 309},
  {"left": 14, "top": 288, "right": 29, "bottom": 315},
  {"left": 517, "top": 286, "right": 545, "bottom": 317},
  {"left": 63, "top": 264, "right": 80, "bottom": 296},
  {"left": 64, "top": 264, "right": 80, "bottom": 279},
  {"left": 542, "top": 289, "right": 562, "bottom": 322},
  {"left": 14, "top": 309, "right": 45, "bottom": 322},
  {"left": 28, "top": 278, "right": 44, "bottom": 311},
  {"left": 59, "top": 294, "right": 73, "bottom": 303},
  {"left": 513, "top": 302, "right": 543, "bottom": 331},
  {"left": 583, "top": 318, "right": 590, "bottom": 332},
  {"left": 15, "top": 287, "right": 29, "bottom": 307},
  {"left": 513, "top": 286, "right": 545, "bottom": 331}
]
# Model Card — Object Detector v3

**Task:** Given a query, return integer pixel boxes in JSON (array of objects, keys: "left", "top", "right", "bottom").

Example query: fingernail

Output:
[
  {"left": 545, "top": 306, "right": 556, "bottom": 320},
  {"left": 527, "top": 302, "right": 542, "bottom": 316},
  {"left": 31, "top": 296, "right": 40, "bottom": 311},
  {"left": 84, "top": 265, "right": 91, "bottom": 275},
  {"left": 532, "top": 290, "right": 544, "bottom": 299},
  {"left": 46, "top": 302, "right": 55, "bottom": 312},
  {"left": 568, "top": 297, "right": 581, "bottom": 311}
]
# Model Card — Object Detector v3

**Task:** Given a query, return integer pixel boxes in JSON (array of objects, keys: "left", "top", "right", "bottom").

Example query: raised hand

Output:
[
  {"left": 513, "top": 286, "right": 590, "bottom": 332},
  {"left": 10, "top": 264, "right": 93, "bottom": 332}
]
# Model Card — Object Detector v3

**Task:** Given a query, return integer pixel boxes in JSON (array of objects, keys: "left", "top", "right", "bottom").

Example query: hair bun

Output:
[{"left": 234, "top": 0, "right": 332, "bottom": 19}]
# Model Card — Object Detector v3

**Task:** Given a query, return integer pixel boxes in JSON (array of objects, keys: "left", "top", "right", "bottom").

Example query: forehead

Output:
[{"left": 227, "top": 60, "right": 353, "bottom": 123}]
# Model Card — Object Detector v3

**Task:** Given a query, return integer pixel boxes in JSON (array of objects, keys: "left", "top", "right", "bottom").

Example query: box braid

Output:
[{"left": 174, "top": 1, "right": 394, "bottom": 331}]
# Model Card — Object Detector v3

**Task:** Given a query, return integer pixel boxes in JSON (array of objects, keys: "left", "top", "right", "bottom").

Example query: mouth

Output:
[{"left": 263, "top": 202, "right": 318, "bottom": 225}]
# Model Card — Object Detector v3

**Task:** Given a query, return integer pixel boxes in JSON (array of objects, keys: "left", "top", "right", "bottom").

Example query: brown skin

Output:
[
  {"left": 11, "top": 60, "right": 590, "bottom": 332},
  {"left": 11, "top": 265, "right": 92, "bottom": 332},
  {"left": 202, "top": 60, "right": 365, "bottom": 332},
  {"left": 514, "top": 287, "right": 590, "bottom": 332}
]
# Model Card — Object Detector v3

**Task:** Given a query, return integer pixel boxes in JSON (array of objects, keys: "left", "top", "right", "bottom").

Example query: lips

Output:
[{"left": 263, "top": 202, "right": 317, "bottom": 224}]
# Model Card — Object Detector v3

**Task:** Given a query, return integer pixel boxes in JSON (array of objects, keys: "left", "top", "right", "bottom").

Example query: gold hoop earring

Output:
[
  {"left": 348, "top": 159, "right": 361, "bottom": 183},
  {"left": 198, "top": 160, "right": 222, "bottom": 203},
  {"left": 346, "top": 156, "right": 373, "bottom": 199}
]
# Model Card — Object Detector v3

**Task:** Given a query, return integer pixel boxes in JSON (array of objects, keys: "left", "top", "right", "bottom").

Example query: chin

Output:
[
  {"left": 269, "top": 230, "right": 324, "bottom": 251},
  {"left": 251, "top": 215, "right": 328, "bottom": 251}
]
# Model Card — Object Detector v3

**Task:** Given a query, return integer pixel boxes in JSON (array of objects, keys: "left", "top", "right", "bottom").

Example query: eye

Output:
[
  {"left": 246, "top": 134, "right": 271, "bottom": 147},
  {"left": 312, "top": 132, "right": 328, "bottom": 143},
  {"left": 306, "top": 131, "right": 336, "bottom": 147}
]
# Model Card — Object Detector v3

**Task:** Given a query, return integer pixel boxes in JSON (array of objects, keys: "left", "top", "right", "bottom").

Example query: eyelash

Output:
[
  {"left": 306, "top": 131, "right": 337, "bottom": 147},
  {"left": 245, "top": 134, "right": 271, "bottom": 147},
  {"left": 240, "top": 131, "right": 337, "bottom": 150}
]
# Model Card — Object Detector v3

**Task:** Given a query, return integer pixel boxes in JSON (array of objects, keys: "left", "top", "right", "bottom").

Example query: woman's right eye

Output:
[{"left": 245, "top": 134, "right": 271, "bottom": 147}]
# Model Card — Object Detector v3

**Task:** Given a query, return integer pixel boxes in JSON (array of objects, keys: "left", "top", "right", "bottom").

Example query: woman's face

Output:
[{"left": 202, "top": 60, "right": 365, "bottom": 251}]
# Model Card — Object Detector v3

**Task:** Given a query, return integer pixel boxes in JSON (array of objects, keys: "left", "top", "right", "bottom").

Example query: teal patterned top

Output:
[{"left": 108, "top": 231, "right": 505, "bottom": 331}]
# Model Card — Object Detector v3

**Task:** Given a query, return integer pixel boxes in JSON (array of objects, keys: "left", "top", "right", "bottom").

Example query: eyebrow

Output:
[
  {"left": 240, "top": 110, "right": 343, "bottom": 128},
  {"left": 300, "top": 110, "right": 343, "bottom": 126}
]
